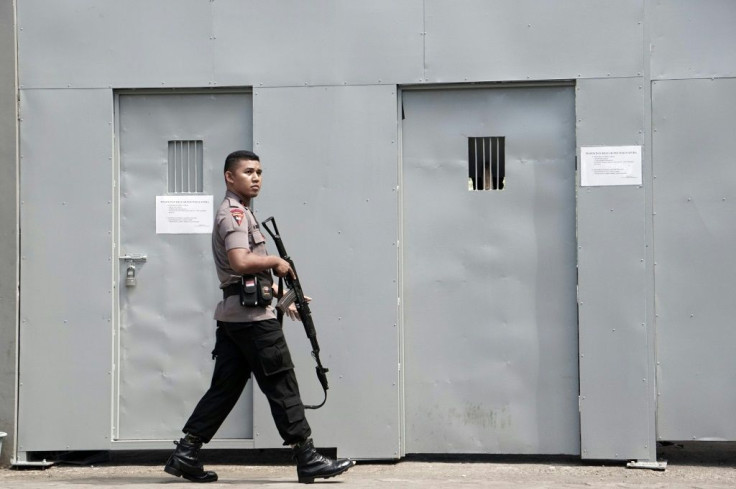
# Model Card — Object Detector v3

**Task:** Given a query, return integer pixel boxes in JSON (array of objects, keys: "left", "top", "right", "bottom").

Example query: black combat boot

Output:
[
  {"left": 164, "top": 435, "right": 218, "bottom": 483},
  {"left": 293, "top": 438, "right": 356, "bottom": 484}
]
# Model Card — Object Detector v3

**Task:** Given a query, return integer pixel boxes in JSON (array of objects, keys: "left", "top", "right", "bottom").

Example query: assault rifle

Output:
[{"left": 261, "top": 217, "right": 328, "bottom": 409}]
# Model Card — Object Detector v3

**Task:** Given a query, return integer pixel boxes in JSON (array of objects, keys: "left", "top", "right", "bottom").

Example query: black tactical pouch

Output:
[{"left": 240, "top": 274, "right": 273, "bottom": 307}]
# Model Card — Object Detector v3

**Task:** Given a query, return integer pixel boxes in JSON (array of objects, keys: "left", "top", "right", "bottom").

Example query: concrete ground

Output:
[{"left": 1, "top": 443, "right": 735, "bottom": 489}]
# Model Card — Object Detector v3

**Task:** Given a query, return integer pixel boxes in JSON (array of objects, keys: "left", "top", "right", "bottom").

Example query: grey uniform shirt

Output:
[{"left": 212, "top": 190, "right": 276, "bottom": 322}]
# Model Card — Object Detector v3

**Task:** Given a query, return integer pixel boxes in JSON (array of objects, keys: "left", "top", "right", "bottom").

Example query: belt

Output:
[{"left": 223, "top": 282, "right": 241, "bottom": 299}]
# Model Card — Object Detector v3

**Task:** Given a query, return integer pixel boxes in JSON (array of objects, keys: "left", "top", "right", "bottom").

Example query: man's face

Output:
[{"left": 226, "top": 158, "right": 262, "bottom": 201}]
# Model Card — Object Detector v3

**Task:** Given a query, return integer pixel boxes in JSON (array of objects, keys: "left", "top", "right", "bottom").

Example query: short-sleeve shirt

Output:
[{"left": 212, "top": 190, "right": 276, "bottom": 322}]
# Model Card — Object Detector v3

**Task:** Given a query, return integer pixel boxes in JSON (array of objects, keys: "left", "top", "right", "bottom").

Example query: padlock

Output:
[{"left": 125, "top": 265, "right": 136, "bottom": 287}]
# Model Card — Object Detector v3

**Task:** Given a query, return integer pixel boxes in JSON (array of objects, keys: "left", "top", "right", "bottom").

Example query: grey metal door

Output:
[
  {"left": 401, "top": 86, "right": 579, "bottom": 454},
  {"left": 115, "top": 92, "right": 253, "bottom": 442}
]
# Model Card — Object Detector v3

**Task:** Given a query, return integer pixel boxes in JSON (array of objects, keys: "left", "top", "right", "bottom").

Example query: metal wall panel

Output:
[
  {"left": 212, "top": 0, "right": 425, "bottom": 87},
  {"left": 17, "top": 0, "right": 425, "bottom": 90},
  {"left": 17, "top": 0, "right": 214, "bottom": 89},
  {"left": 576, "top": 78, "right": 654, "bottom": 461},
  {"left": 252, "top": 85, "right": 400, "bottom": 459},
  {"left": 653, "top": 78, "right": 736, "bottom": 441},
  {"left": 18, "top": 89, "right": 113, "bottom": 451},
  {"left": 0, "top": 0, "right": 18, "bottom": 466},
  {"left": 425, "top": 0, "right": 644, "bottom": 83},
  {"left": 651, "top": 0, "right": 736, "bottom": 80}
]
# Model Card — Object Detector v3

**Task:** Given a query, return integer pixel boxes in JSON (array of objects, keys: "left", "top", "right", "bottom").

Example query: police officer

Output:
[{"left": 164, "top": 150, "right": 355, "bottom": 483}]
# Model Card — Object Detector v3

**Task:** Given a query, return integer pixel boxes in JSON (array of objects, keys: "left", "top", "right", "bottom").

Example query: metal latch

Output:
[
  {"left": 120, "top": 254, "right": 147, "bottom": 288},
  {"left": 119, "top": 254, "right": 147, "bottom": 263}
]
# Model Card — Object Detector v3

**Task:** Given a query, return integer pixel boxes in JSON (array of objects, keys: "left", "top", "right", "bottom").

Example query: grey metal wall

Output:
[
  {"left": 17, "top": 89, "right": 114, "bottom": 452},
  {"left": 423, "top": 0, "right": 643, "bottom": 82},
  {"left": 0, "top": 0, "right": 18, "bottom": 468},
  {"left": 252, "top": 85, "right": 401, "bottom": 459},
  {"left": 650, "top": 0, "right": 736, "bottom": 81},
  {"left": 7, "top": 0, "right": 736, "bottom": 463},
  {"left": 14, "top": 0, "right": 646, "bottom": 90},
  {"left": 15, "top": 0, "right": 425, "bottom": 89},
  {"left": 653, "top": 79, "right": 736, "bottom": 441},
  {"left": 649, "top": 0, "right": 736, "bottom": 443},
  {"left": 10, "top": 0, "right": 651, "bottom": 461},
  {"left": 576, "top": 78, "right": 653, "bottom": 461}
]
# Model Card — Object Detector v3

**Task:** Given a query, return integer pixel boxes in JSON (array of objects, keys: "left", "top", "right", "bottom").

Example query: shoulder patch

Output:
[{"left": 230, "top": 208, "right": 245, "bottom": 226}]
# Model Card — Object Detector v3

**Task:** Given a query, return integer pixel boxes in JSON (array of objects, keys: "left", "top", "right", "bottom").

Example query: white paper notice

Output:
[
  {"left": 581, "top": 146, "right": 642, "bottom": 187},
  {"left": 156, "top": 195, "right": 213, "bottom": 234}
]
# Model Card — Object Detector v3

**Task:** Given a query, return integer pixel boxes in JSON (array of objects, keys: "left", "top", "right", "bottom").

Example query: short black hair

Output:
[{"left": 224, "top": 150, "right": 260, "bottom": 173}]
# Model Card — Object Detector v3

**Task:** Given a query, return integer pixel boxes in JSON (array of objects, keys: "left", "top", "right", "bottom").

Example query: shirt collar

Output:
[{"left": 225, "top": 190, "right": 248, "bottom": 208}]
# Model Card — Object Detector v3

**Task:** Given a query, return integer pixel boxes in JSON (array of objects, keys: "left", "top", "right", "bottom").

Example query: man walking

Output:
[{"left": 164, "top": 150, "right": 355, "bottom": 483}]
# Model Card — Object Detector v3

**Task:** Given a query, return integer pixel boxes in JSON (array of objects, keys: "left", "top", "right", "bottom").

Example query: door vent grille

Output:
[
  {"left": 468, "top": 136, "right": 505, "bottom": 190},
  {"left": 168, "top": 140, "right": 204, "bottom": 193}
]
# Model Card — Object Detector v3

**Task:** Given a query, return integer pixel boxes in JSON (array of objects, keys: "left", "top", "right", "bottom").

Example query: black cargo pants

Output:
[{"left": 182, "top": 318, "right": 311, "bottom": 445}]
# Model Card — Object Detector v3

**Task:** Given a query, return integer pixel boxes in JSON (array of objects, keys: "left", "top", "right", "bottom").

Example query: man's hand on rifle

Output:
[
  {"left": 272, "top": 257, "right": 295, "bottom": 278},
  {"left": 286, "top": 295, "right": 311, "bottom": 322},
  {"left": 272, "top": 282, "right": 310, "bottom": 322}
]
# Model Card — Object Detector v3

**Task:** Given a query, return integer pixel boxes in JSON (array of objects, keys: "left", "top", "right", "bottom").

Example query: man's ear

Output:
[{"left": 224, "top": 171, "right": 234, "bottom": 185}]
